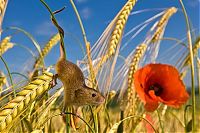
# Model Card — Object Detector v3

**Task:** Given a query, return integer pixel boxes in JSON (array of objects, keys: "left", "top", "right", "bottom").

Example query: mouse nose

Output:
[{"left": 99, "top": 95, "right": 105, "bottom": 103}]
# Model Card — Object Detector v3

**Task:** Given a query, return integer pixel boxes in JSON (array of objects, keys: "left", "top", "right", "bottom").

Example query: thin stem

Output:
[
  {"left": 69, "top": 0, "right": 88, "bottom": 45},
  {"left": 70, "top": 0, "right": 97, "bottom": 88},
  {"left": 89, "top": 106, "right": 96, "bottom": 131},
  {"left": 167, "top": 111, "right": 185, "bottom": 128},
  {"left": 157, "top": 110, "right": 164, "bottom": 133},
  {"left": 65, "top": 32, "right": 86, "bottom": 56},
  {"left": 179, "top": 0, "right": 196, "bottom": 131},
  {"left": 62, "top": 112, "right": 95, "bottom": 133},
  {"left": 111, "top": 115, "right": 158, "bottom": 133},
  {"left": 0, "top": 56, "right": 15, "bottom": 97},
  {"left": 14, "top": 43, "right": 37, "bottom": 59},
  {"left": 94, "top": 113, "right": 99, "bottom": 133},
  {"left": 7, "top": 27, "right": 42, "bottom": 59},
  {"left": 197, "top": 58, "right": 200, "bottom": 97},
  {"left": 118, "top": 111, "right": 124, "bottom": 133},
  {"left": 66, "top": 107, "right": 71, "bottom": 133},
  {"left": 161, "top": 37, "right": 187, "bottom": 47},
  {"left": 0, "top": 80, "right": 28, "bottom": 104},
  {"left": 40, "top": 112, "right": 95, "bottom": 133},
  {"left": 11, "top": 72, "right": 29, "bottom": 81},
  {"left": 40, "top": 0, "right": 66, "bottom": 58}
]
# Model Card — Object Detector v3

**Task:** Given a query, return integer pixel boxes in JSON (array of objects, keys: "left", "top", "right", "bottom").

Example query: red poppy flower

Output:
[{"left": 134, "top": 63, "right": 189, "bottom": 112}]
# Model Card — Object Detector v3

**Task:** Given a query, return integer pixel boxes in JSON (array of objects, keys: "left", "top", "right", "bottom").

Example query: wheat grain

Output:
[
  {"left": 0, "top": 36, "right": 14, "bottom": 56},
  {"left": 34, "top": 33, "right": 60, "bottom": 68},
  {"left": 0, "top": 71, "right": 53, "bottom": 131},
  {"left": 151, "top": 7, "right": 177, "bottom": 43}
]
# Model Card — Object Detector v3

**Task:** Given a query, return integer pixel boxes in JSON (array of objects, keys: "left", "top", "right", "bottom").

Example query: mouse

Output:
[{"left": 55, "top": 34, "right": 105, "bottom": 111}]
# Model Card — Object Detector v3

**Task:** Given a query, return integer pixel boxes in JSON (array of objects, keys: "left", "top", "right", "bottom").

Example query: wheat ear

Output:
[
  {"left": 0, "top": 0, "right": 7, "bottom": 14},
  {"left": 97, "top": 0, "right": 137, "bottom": 70},
  {"left": 183, "top": 37, "right": 200, "bottom": 67},
  {"left": 0, "top": 72, "right": 6, "bottom": 93},
  {"left": 0, "top": 36, "right": 14, "bottom": 56},
  {"left": 151, "top": 7, "right": 177, "bottom": 43},
  {"left": 180, "top": 37, "right": 200, "bottom": 79},
  {"left": 126, "top": 44, "right": 147, "bottom": 114},
  {"left": 0, "top": 0, "right": 8, "bottom": 33},
  {"left": 34, "top": 33, "right": 60, "bottom": 68},
  {"left": 0, "top": 71, "right": 53, "bottom": 131}
]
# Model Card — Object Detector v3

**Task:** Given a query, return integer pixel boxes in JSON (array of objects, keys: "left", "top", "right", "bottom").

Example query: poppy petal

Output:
[
  {"left": 144, "top": 99, "right": 159, "bottom": 112},
  {"left": 134, "top": 64, "right": 152, "bottom": 103},
  {"left": 144, "top": 90, "right": 159, "bottom": 111}
]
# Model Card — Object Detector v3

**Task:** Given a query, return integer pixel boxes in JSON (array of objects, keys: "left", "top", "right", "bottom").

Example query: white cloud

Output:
[
  {"left": 35, "top": 21, "right": 57, "bottom": 36},
  {"left": 80, "top": 7, "right": 92, "bottom": 20}
]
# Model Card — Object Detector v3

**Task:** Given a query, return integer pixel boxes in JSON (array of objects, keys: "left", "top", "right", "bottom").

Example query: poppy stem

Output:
[{"left": 179, "top": 0, "right": 196, "bottom": 132}]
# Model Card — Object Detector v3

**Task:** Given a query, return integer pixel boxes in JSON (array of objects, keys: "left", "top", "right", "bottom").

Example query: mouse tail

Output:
[{"left": 59, "top": 42, "right": 65, "bottom": 59}]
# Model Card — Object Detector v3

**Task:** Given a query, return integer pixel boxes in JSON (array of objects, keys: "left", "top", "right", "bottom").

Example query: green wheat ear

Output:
[{"left": 0, "top": 71, "right": 53, "bottom": 132}]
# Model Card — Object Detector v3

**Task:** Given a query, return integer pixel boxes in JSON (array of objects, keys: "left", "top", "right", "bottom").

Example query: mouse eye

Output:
[{"left": 92, "top": 93, "right": 96, "bottom": 97}]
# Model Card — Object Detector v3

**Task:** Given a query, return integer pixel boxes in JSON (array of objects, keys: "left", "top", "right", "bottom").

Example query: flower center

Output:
[{"left": 149, "top": 84, "right": 163, "bottom": 96}]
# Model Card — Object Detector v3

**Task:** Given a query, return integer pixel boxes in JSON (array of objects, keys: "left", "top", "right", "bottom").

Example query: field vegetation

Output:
[{"left": 0, "top": 0, "right": 199, "bottom": 132}]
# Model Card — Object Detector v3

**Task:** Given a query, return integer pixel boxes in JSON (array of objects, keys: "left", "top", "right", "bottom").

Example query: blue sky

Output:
[{"left": 0, "top": 0, "right": 199, "bottom": 77}]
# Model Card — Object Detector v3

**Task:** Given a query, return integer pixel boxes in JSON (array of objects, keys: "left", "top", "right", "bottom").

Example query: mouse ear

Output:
[
  {"left": 84, "top": 78, "right": 93, "bottom": 85},
  {"left": 84, "top": 78, "right": 100, "bottom": 90}
]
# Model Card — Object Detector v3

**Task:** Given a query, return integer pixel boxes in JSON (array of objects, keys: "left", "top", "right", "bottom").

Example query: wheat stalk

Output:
[
  {"left": 96, "top": 0, "right": 137, "bottom": 70},
  {"left": 0, "top": 71, "right": 53, "bottom": 131},
  {"left": 151, "top": 7, "right": 177, "bottom": 43},
  {"left": 197, "top": 58, "right": 200, "bottom": 97},
  {"left": 0, "top": 36, "right": 14, "bottom": 56},
  {"left": 179, "top": 0, "right": 196, "bottom": 130},
  {"left": 34, "top": 33, "right": 60, "bottom": 68},
  {"left": 126, "top": 44, "right": 147, "bottom": 115}
]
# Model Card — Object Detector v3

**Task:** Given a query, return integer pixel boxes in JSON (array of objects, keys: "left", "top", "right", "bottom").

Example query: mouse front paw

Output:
[{"left": 50, "top": 74, "right": 58, "bottom": 87}]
